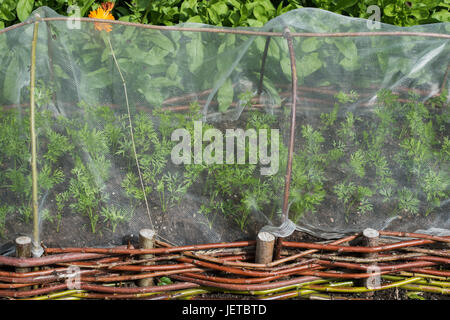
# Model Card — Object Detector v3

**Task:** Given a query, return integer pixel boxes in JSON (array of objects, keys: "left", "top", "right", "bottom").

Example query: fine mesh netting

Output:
[{"left": 0, "top": 7, "right": 448, "bottom": 251}]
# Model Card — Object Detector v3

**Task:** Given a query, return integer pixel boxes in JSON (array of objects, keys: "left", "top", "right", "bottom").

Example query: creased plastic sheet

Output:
[{"left": 0, "top": 7, "right": 448, "bottom": 249}]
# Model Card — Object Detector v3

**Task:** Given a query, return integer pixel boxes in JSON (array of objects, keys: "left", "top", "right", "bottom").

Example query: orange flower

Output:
[{"left": 88, "top": 2, "right": 115, "bottom": 32}]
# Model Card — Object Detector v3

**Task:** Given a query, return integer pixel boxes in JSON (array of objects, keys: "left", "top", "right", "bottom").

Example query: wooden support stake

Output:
[
  {"left": 363, "top": 228, "right": 380, "bottom": 297},
  {"left": 255, "top": 231, "right": 275, "bottom": 264},
  {"left": 29, "top": 20, "right": 44, "bottom": 259},
  {"left": 16, "top": 236, "right": 32, "bottom": 291},
  {"left": 137, "top": 229, "right": 156, "bottom": 287},
  {"left": 363, "top": 228, "right": 380, "bottom": 249}
]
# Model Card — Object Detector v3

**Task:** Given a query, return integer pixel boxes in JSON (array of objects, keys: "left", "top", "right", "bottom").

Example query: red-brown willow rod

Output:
[
  {"left": 378, "top": 231, "right": 450, "bottom": 243},
  {"left": 171, "top": 274, "right": 320, "bottom": 292},
  {"left": 2, "top": 16, "right": 450, "bottom": 39},
  {"left": 0, "top": 283, "right": 38, "bottom": 289},
  {"left": 149, "top": 238, "right": 323, "bottom": 282},
  {"left": 44, "top": 240, "right": 255, "bottom": 255},
  {"left": 409, "top": 268, "right": 450, "bottom": 277},
  {"left": 0, "top": 252, "right": 107, "bottom": 268},
  {"left": 1, "top": 253, "right": 444, "bottom": 285},
  {"left": 80, "top": 267, "right": 204, "bottom": 283},
  {"left": 0, "top": 269, "right": 100, "bottom": 284},
  {"left": 281, "top": 236, "right": 450, "bottom": 253},
  {"left": 195, "top": 233, "right": 359, "bottom": 269},
  {"left": 274, "top": 26, "right": 298, "bottom": 261},
  {"left": 152, "top": 234, "right": 328, "bottom": 284}
]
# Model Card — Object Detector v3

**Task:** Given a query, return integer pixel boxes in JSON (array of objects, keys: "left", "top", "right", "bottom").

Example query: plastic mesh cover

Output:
[{"left": 0, "top": 7, "right": 448, "bottom": 249}]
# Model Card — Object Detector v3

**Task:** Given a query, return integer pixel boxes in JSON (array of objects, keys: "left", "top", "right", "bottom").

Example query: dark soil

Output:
[{"left": 1, "top": 190, "right": 260, "bottom": 249}]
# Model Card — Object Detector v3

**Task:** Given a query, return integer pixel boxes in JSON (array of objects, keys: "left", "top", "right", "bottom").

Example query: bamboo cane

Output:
[
  {"left": 21, "top": 289, "right": 85, "bottom": 300},
  {"left": 397, "top": 271, "right": 449, "bottom": 281},
  {"left": 258, "top": 281, "right": 354, "bottom": 300},
  {"left": 382, "top": 275, "right": 450, "bottom": 288},
  {"left": 29, "top": 21, "right": 43, "bottom": 258},
  {"left": 44, "top": 241, "right": 256, "bottom": 255},
  {"left": 400, "top": 284, "right": 450, "bottom": 295},
  {"left": 303, "top": 277, "right": 423, "bottom": 293}
]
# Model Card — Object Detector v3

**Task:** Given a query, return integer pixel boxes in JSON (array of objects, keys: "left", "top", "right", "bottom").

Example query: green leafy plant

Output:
[
  {"left": 0, "top": 102, "right": 70, "bottom": 227},
  {"left": 0, "top": 205, "right": 14, "bottom": 237},
  {"left": 69, "top": 159, "right": 106, "bottom": 233},
  {"left": 320, "top": 102, "right": 339, "bottom": 129},
  {"left": 309, "top": 0, "right": 449, "bottom": 25},
  {"left": 334, "top": 182, "right": 374, "bottom": 220},
  {"left": 315, "top": 88, "right": 449, "bottom": 223},
  {"left": 420, "top": 169, "right": 448, "bottom": 215},
  {"left": 187, "top": 108, "right": 282, "bottom": 229},
  {"left": 5, "top": 168, "right": 30, "bottom": 204},
  {"left": 406, "top": 291, "right": 425, "bottom": 300},
  {"left": 17, "top": 205, "right": 32, "bottom": 224},
  {"left": 122, "top": 171, "right": 148, "bottom": 202},
  {"left": 289, "top": 164, "right": 325, "bottom": 223},
  {"left": 43, "top": 128, "right": 74, "bottom": 164},
  {"left": 289, "top": 125, "right": 327, "bottom": 222},
  {"left": 38, "top": 164, "right": 64, "bottom": 194},
  {"left": 237, "top": 181, "right": 272, "bottom": 230},
  {"left": 337, "top": 112, "right": 358, "bottom": 147},
  {"left": 327, "top": 140, "right": 345, "bottom": 162},
  {"left": 2, "top": 0, "right": 447, "bottom": 30},
  {"left": 379, "top": 186, "right": 393, "bottom": 203},
  {"left": 54, "top": 190, "right": 69, "bottom": 232},
  {"left": 397, "top": 187, "right": 420, "bottom": 215},
  {"left": 101, "top": 205, "right": 132, "bottom": 233},
  {"left": 335, "top": 90, "right": 358, "bottom": 104},
  {"left": 0, "top": 109, "right": 31, "bottom": 211},
  {"left": 157, "top": 276, "right": 173, "bottom": 286},
  {"left": 0, "top": 0, "right": 97, "bottom": 27},
  {"left": 40, "top": 208, "right": 54, "bottom": 225},
  {"left": 198, "top": 190, "right": 226, "bottom": 230},
  {"left": 348, "top": 149, "right": 367, "bottom": 178},
  {"left": 157, "top": 172, "right": 189, "bottom": 212},
  {"left": 119, "top": 105, "right": 206, "bottom": 215}
]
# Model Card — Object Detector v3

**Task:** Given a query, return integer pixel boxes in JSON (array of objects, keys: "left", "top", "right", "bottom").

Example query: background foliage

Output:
[{"left": 0, "top": 0, "right": 448, "bottom": 29}]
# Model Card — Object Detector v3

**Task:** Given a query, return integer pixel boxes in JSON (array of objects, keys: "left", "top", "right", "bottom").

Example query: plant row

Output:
[{"left": 0, "top": 84, "right": 448, "bottom": 237}]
